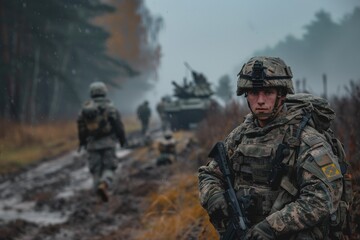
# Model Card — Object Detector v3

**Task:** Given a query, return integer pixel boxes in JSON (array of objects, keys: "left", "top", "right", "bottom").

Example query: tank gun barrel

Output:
[
  {"left": 184, "top": 61, "right": 206, "bottom": 85},
  {"left": 184, "top": 61, "right": 193, "bottom": 72},
  {"left": 172, "top": 81, "right": 182, "bottom": 89},
  {"left": 184, "top": 61, "right": 200, "bottom": 79}
]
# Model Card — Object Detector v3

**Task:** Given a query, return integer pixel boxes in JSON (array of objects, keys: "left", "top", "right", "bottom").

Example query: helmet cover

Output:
[{"left": 236, "top": 56, "right": 294, "bottom": 96}]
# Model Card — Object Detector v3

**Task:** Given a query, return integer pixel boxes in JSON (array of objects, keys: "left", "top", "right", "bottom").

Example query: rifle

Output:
[{"left": 209, "top": 142, "right": 249, "bottom": 240}]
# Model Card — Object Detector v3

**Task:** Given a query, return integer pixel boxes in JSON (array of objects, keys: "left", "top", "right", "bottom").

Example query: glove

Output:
[
  {"left": 207, "top": 192, "right": 228, "bottom": 221},
  {"left": 246, "top": 220, "right": 275, "bottom": 240}
]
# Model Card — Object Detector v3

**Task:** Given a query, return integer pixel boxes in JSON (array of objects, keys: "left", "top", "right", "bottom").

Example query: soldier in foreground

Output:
[
  {"left": 137, "top": 100, "right": 151, "bottom": 135},
  {"left": 77, "top": 81, "right": 127, "bottom": 202},
  {"left": 199, "top": 57, "right": 349, "bottom": 239}
]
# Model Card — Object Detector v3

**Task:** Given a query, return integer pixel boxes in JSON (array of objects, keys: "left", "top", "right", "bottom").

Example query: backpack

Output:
[
  {"left": 285, "top": 93, "right": 353, "bottom": 238},
  {"left": 82, "top": 100, "right": 112, "bottom": 137}
]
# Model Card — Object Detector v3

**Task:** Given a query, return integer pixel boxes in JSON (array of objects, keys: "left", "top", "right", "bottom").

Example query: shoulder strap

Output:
[
  {"left": 294, "top": 112, "right": 312, "bottom": 160},
  {"left": 277, "top": 112, "right": 312, "bottom": 197}
]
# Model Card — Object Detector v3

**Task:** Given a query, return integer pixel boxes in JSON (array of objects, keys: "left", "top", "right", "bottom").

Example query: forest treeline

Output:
[
  {"left": 332, "top": 80, "right": 360, "bottom": 170},
  {"left": 253, "top": 7, "right": 360, "bottom": 164},
  {"left": 255, "top": 7, "right": 360, "bottom": 95},
  {"left": 0, "top": 0, "right": 162, "bottom": 123}
]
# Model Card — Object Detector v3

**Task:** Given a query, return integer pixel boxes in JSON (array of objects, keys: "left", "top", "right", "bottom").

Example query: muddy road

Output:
[{"left": 0, "top": 129, "right": 197, "bottom": 240}]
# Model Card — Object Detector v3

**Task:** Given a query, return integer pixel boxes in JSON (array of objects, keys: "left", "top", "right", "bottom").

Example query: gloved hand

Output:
[
  {"left": 246, "top": 220, "right": 275, "bottom": 240},
  {"left": 207, "top": 191, "right": 228, "bottom": 221}
]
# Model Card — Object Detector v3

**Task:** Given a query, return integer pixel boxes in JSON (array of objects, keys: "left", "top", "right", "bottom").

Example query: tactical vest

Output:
[
  {"left": 159, "top": 139, "right": 176, "bottom": 154},
  {"left": 229, "top": 93, "right": 353, "bottom": 238},
  {"left": 230, "top": 117, "right": 289, "bottom": 224}
]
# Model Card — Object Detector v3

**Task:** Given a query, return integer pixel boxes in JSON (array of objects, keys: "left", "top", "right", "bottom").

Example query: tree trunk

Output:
[
  {"left": 49, "top": 24, "right": 73, "bottom": 120},
  {"left": 30, "top": 46, "right": 41, "bottom": 124},
  {"left": 49, "top": 51, "right": 69, "bottom": 120},
  {"left": 0, "top": 1, "right": 12, "bottom": 119}
]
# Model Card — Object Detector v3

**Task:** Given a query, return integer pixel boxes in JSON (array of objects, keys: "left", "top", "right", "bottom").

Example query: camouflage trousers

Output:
[
  {"left": 156, "top": 153, "right": 176, "bottom": 166},
  {"left": 160, "top": 117, "right": 170, "bottom": 132},
  {"left": 140, "top": 119, "right": 149, "bottom": 134},
  {"left": 87, "top": 148, "right": 117, "bottom": 190}
]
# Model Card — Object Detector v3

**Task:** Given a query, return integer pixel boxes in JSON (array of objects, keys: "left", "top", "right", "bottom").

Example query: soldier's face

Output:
[{"left": 246, "top": 88, "right": 284, "bottom": 122}]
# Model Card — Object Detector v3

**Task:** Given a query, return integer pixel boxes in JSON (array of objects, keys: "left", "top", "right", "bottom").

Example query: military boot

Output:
[{"left": 97, "top": 182, "right": 109, "bottom": 202}]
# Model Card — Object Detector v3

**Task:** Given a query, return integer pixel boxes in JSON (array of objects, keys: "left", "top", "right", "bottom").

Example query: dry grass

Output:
[
  {"left": 0, "top": 119, "right": 78, "bottom": 173},
  {"left": 196, "top": 100, "right": 248, "bottom": 151},
  {"left": 123, "top": 115, "right": 142, "bottom": 133},
  {"left": 135, "top": 93, "right": 360, "bottom": 239},
  {"left": 132, "top": 120, "right": 238, "bottom": 240},
  {"left": 135, "top": 173, "right": 218, "bottom": 240},
  {"left": 122, "top": 114, "right": 160, "bottom": 133},
  {"left": 0, "top": 115, "right": 139, "bottom": 174},
  {"left": 0, "top": 119, "right": 76, "bottom": 149},
  {"left": 133, "top": 103, "right": 248, "bottom": 240}
]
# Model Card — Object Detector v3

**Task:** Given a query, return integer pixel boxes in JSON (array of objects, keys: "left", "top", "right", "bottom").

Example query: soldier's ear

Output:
[{"left": 278, "top": 95, "right": 286, "bottom": 106}]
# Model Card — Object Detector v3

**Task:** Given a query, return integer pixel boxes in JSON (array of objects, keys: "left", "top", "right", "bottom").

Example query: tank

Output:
[{"left": 163, "top": 63, "right": 216, "bottom": 130}]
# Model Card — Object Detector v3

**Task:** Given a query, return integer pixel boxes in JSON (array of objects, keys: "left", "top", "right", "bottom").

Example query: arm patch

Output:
[
  {"left": 321, "top": 163, "right": 341, "bottom": 181},
  {"left": 302, "top": 144, "right": 342, "bottom": 182}
]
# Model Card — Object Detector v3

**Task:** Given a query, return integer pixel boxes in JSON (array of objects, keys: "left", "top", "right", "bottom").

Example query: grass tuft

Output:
[
  {"left": 135, "top": 173, "right": 218, "bottom": 240},
  {"left": 0, "top": 115, "right": 139, "bottom": 174},
  {"left": 0, "top": 120, "right": 77, "bottom": 173}
]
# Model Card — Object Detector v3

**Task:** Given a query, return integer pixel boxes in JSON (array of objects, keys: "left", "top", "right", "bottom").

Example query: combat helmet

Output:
[
  {"left": 89, "top": 81, "right": 108, "bottom": 98},
  {"left": 236, "top": 56, "right": 294, "bottom": 96},
  {"left": 164, "top": 130, "right": 173, "bottom": 140}
]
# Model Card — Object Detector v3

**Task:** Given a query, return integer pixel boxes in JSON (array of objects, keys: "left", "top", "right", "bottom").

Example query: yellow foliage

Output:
[
  {"left": 136, "top": 173, "right": 218, "bottom": 240},
  {"left": 0, "top": 115, "right": 140, "bottom": 173},
  {"left": 0, "top": 119, "right": 78, "bottom": 173},
  {"left": 0, "top": 119, "right": 76, "bottom": 149},
  {"left": 122, "top": 115, "right": 141, "bottom": 133},
  {"left": 196, "top": 100, "right": 247, "bottom": 151}
]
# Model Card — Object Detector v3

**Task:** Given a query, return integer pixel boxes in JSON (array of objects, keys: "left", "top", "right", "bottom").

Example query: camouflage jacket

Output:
[
  {"left": 198, "top": 105, "right": 343, "bottom": 238},
  {"left": 137, "top": 103, "right": 151, "bottom": 121},
  {"left": 158, "top": 138, "right": 176, "bottom": 154},
  {"left": 77, "top": 97, "right": 126, "bottom": 150}
]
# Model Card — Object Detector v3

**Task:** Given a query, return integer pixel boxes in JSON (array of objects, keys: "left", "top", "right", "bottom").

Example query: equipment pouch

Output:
[{"left": 329, "top": 200, "right": 348, "bottom": 239}]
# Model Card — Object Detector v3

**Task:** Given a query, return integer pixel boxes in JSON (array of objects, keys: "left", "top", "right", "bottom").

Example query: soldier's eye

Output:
[
  {"left": 264, "top": 89, "right": 275, "bottom": 95},
  {"left": 248, "top": 90, "right": 259, "bottom": 96}
]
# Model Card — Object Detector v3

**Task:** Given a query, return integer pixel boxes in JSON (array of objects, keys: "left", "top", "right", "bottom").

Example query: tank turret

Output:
[{"left": 163, "top": 63, "right": 216, "bottom": 130}]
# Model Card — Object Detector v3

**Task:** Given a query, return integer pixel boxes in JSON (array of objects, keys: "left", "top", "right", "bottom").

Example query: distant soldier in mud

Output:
[
  {"left": 137, "top": 100, "right": 151, "bottom": 135},
  {"left": 156, "top": 96, "right": 170, "bottom": 132},
  {"left": 198, "top": 56, "right": 352, "bottom": 239},
  {"left": 156, "top": 130, "right": 177, "bottom": 166},
  {"left": 77, "top": 81, "right": 127, "bottom": 202}
]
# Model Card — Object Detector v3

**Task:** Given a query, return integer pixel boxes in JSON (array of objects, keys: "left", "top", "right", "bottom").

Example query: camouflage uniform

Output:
[
  {"left": 137, "top": 100, "right": 151, "bottom": 135},
  {"left": 156, "top": 131, "right": 176, "bottom": 166},
  {"left": 77, "top": 82, "right": 127, "bottom": 200},
  {"left": 156, "top": 97, "right": 170, "bottom": 132},
  {"left": 198, "top": 57, "right": 344, "bottom": 239}
]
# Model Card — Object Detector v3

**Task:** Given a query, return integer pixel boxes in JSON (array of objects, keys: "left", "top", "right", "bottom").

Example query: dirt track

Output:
[{"left": 0, "top": 129, "right": 195, "bottom": 240}]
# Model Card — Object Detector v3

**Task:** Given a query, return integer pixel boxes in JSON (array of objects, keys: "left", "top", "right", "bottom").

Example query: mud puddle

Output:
[
  {"left": 0, "top": 145, "right": 134, "bottom": 238},
  {"left": 0, "top": 128, "right": 185, "bottom": 240}
]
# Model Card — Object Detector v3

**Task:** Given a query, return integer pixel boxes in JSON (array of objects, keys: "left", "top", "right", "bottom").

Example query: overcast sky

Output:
[{"left": 144, "top": 1, "right": 360, "bottom": 105}]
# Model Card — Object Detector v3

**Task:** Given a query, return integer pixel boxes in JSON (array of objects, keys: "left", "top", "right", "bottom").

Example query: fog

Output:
[
  {"left": 1, "top": 1, "right": 359, "bottom": 122},
  {"left": 140, "top": 0, "right": 360, "bottom": 113}
]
